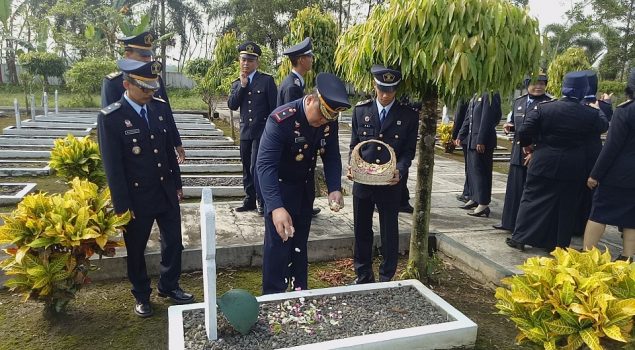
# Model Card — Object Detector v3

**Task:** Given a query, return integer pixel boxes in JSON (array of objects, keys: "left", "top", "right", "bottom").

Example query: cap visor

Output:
[
  {"left": 134, "top": 78, "right": 160, "bottom": 90},
  {"left": 377, "top": 84, "right": 397, "bottom": 93},
  {"left": 239, "top": 53, "right": 259, "bottom": 59},
  {"left": 133, "top": 48, "right": 154, "bottom": 57}
]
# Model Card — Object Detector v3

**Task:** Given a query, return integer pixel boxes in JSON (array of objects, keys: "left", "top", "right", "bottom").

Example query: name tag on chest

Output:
[
  {"left": 125, "top": 129, "right": 140, "bottom": 135},
  {"left": 294, "top": 136, "right": 306, "bottom": 143}
]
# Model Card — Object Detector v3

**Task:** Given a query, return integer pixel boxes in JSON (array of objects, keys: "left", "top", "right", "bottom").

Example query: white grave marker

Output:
[
  {"left": 200, "top": 188, "right": 218, "bottom": 340},
  {"left": 14, "top": 99, "right": 21, "bottom": 129},
  {"left": 43, "top": 92, "right": 48, "bottom": 118},
  {"left": 55, "top": 90, "right": 59, "bottom": 115}
]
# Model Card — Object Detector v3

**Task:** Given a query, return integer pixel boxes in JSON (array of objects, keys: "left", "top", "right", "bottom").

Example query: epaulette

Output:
[
  {"left": 539, "top": 99, "right": 556, "bottom": 105},
  {"left": 106, "top": 71, "right": 122, "bottom": 80},
  {"left": 545, "top": 93, "right": 554, "bottom": 99},
  {"left": 618, "top": 99, "right": 633, "bottom": 108},
  {"left": 152, "top": 96, "right": 167, "bottom": 103},
  {"left": 515, "top": 93, "right": 528, "bottom": 101},
  {"left": 100, "top": 102, "right": 121, "bottom": 115},
  {"left": 272, "top": 106, "right": 297, "bottom": 123},
  {"left": 356, "top": 99, "right": 372, "bottom": 106}
]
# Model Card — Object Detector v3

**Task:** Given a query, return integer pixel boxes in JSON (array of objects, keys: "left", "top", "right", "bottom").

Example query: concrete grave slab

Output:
[
  {"left": 0, "top": 160, "right": 51, "bottom": 176},
  {"left": 3, "top": 126, "right": 91, "bottom": 137},
  {"left": 0, "top": 182, "right": 37, "bottom": 205},
  {"left": 0, "top": 150, "right": 51, "bottom": 159}
]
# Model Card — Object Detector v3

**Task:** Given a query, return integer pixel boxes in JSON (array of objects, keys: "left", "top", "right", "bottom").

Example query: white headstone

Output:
[
  {"left": 30, "top": 94, "right": 36, "bottom": 121},
  {"left": 14, "top": 99, "right": 21, "bottom": 129},
  {"left": 43, "top": 92, "right": 48, "bottom": 118},
  {"left": 55, "top": 90, "right": 59, "bottom": 115},
  {"left": 200, "top": 188, "right": 218, "bottom": 340}
]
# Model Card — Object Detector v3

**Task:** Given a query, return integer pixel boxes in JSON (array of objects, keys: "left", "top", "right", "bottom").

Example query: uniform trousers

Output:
[
  {"left": 467, "top": 148, "right": 494, "bottom": 205},
  {"left": 500, "top": 164, "right": 527, "bottom": 230},
  {"left": 123, "top": 204, "right": 183, "bottom": 303},
  {"left": 512, "top": 174, "right": 583, "bottom": 249},
  {"left": 353, "top": 192, "right": 401, "bottom": 283},
  {"left": 262, "top": 203, "right": 312, "bottom": 295},
  {"left": 400, "top": 171, "right": 410, "bottom": 207},
  {"left": 240, "top": 138, "right": 261, "bottom": 206},
  {"left": 460, "top": 142, "right": 471, "bottom": 199}
]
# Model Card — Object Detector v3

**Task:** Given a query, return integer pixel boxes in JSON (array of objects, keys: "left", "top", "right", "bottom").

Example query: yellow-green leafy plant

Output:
[
  {"left": 49, "top": 134, "right": 106, "bottom": 189},
  {"left": 0, "top": 179, "right": 130, "bottom": 313},
  {"left": 495, "top": 247, "right": 635, "bottom": 350},
  {"left": 546, "top": 47, "right": 592, "bottom": 98},
  {"left": 437, "top": 123, "right": 454, "bottom": 152}
]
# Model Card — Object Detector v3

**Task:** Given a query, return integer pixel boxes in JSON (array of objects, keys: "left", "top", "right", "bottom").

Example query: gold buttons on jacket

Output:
[
  {"left": 154, "top": 149, "right": 159, "bottom": 154},
  {"left": 395, "top": 135, "right": 399, "bottom": 139},
  {"left": 379, "top": 133, "right": 383, "bottom": 138},
  {"left": 157, "top": 163, "right": 162, "bottom": 167},
  {"left": 376, "top": 159, "right": 381, "bottom": 163},
  {"left": 249, "top": 118, "right": 253, "bottom": 122},
  {"left": 150, "top": 135, "right": 155, "bottom": 140},
  {"left": 160, "top": 177, "right": 164, "bottom": 181},
  {"left": 363, "top": 131, "right": 367, "bottom": 135},
  {"left": 377, "top": 146, "right": 382, "bottom": 151},
  {"left": 134, "top": 182, "right": 139, "bottom": 187}
]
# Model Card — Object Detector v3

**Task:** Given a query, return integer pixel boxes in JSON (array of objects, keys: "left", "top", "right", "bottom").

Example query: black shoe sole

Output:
[
  {"left": 158, "top": 292, "right": 195, "bottom": 305},
  {"left": 134, "top": 307, "right": 153, "bottom": 318}
]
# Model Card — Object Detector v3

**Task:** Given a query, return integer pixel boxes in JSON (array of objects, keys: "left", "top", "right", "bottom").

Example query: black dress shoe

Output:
[
  {"left": 158, "top": 287, "right": 195, "bottom": 304},
  {"left": 399, "top": 204, "right": 414, "bottom": 213},
  {"left": 456, "top": 194, "right": 468, "bottom": 203},
  {"left": 467, "top": 207, "right": 490, "bottom": 218},
  {"left": 311, "top": 208, "right": 321, "bottom": 217},
  {"left": 492, "top": 225, "right": 511, "bottom": 231},
  {"left": 459, "top": 202, "right": 478, "bottom": 210},
  {"left": 235, "top": 204, "right": 256, "bottom": 212},
  {"left": 134, "top": 301, "right": 153, "bottom": 318},
  {"left": 505, "top": 237, "right": 525, "bottom": 251}
]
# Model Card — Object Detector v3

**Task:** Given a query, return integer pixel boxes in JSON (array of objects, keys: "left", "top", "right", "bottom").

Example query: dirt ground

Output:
[{"left": 0, "top": 255, "right": 531, "bottom": 350}]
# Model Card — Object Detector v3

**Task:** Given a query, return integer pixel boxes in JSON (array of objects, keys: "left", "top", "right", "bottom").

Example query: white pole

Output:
[
  {"left": 43, "top": 92, "right": 48, "bottom": 118},
  {"left": 200, "top": 188, "right": 218, "bottom": 340},
  {"left": 55, "top": 90, "right": 59, "bottom": 115},
  {"left": 14, "top": 98, "right": 21, "bottom": 129},
  {"left": 30, "top": 94, "right": 36, "bottom": 121}
]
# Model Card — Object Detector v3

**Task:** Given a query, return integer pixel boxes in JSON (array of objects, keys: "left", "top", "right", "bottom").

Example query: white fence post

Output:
[
  {"left": 14, "top": 99, "right": 21, "bottom": 129},
  {"left": 200, "top": 188, "right": 218, "bottom": 340}
]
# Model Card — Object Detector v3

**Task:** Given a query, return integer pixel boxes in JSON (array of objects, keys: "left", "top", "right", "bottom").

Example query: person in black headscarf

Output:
[
  {"left": 506, "top": 71, "right": 609, "bottom": 251},
  {"left": 583, "top": 68, "right": 635, "bottom": 261}
]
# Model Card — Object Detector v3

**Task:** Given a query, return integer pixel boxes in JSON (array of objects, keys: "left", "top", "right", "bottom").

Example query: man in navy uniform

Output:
[
  {"left": 348, "top": 65, "right": 418, "bottom": 283},
  {"left": 100, "top": 31, "right": 185, "bottom": 164},
  {"left": 228, "top": 41, "right": 277, "bottom": 215},
  {"left": 507, "top": 71, "right": 609, "bottom": 251},
  {"left": 493, "top": 72, "right": 551, "bottom": 231},
  {"left": 98, "top": 59, "right": 194, "bottom": 318},
  {"left": 257, "top": 72, "right": 350, "bottom": 294},
  {"left": 277, "top": 37, "right": 322, "bottom": 217},
  {"left": 456, "top": 91, "right": 502, "bottom": 217}
]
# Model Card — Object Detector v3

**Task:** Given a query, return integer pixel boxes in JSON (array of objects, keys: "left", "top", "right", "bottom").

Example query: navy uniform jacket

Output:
[
  {"left": 350, "top": 99, "right": 419, "bottom": 198},
  {"left": 518, "top": 97, "right": 609, "bottom": 181},
  {"left": 277, "top": 72, "right": 304, "bottom": 106},
  {"left": 582, "top": 99, "right": 613, "bottom": 174},
  {"left": 458, "top": 93, "right": 502, "bottom": 150},
  {"left": 590, "top": 100, "right": 635, "bottom": 187},
  {"left": 228, "top": 71, "right": 277, "bottom": 140},
  {"left": 101, "top": 72, "right": 182, "bottom": 147},
  {"left": 451, "top": 101, "right": 468, "bottom": 141},
  {"left": 98, "top": 96, "right": 182, "bottom": 216},
  {"left": 508, "top": 94, "right": 552, "bottom": 167},
  {"left": 256, "top": 99, "right": 341, "bottom": 215}
]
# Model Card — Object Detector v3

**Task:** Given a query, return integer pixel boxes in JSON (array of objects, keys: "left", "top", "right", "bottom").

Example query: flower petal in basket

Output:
[{"left": 351, "top": 139, "right": 396, "bottom": 185}]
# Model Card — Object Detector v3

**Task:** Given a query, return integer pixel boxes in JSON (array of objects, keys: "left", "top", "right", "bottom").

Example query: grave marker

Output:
[
  {"left": 200, "top": 188, "right": 218, "bottom": 340},
  {"left": 13, "top": 99, "right": 21, "bottom": 129}
]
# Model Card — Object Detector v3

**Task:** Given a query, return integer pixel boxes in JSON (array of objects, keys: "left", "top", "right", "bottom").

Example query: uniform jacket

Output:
[
  {"left": 228, "top": 71, "right": 277, "bottom": 140},
  {"left": 452, "top": 101, "right": 468, "bottom": 143},
  {"left": 98, "top": 96, "right": 182, "bottom": 216},
  {"left": 349, "top": 99, "right": 419, "bottom": 199},
  {"left": 582, "top": 99, "right": 613, "bottom": 175},
  {"left": 101, "top": 73, "right": 182, "bottom": 147},
  {"left": 277, "top": 71, "right": 304, "bottom": 106},
  {"left": 256, "top": 99, "right": 341, "bottom": 215},
  {"left": 590, "top": 100, "right": 635, "bottom": 187},
  {"left": 518, "top": 97, "right": 609, "bottom": 181},
  {"left": 458, "top": 92, "right": 502, "bottom": 150},
  {"left": 508, "top": 93, "right": 552, "bottom": 166}
]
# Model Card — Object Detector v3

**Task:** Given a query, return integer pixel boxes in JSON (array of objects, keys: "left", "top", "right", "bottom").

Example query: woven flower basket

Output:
[{"left": 350, "top": 139, "right": 396, "bottom": 185}]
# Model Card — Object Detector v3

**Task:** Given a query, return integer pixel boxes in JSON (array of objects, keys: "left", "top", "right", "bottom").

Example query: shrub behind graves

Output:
[
  {"left": 49, "top": 135, "right": 106, "bottom": 189},
  {"left": 65, "top": 58, "right": 117, "bottom": 107},
  {"left": 495, "top": 248, "right": 635, "bottom": 349}
]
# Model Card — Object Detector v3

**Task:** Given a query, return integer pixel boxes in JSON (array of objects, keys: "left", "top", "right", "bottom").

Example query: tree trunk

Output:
[
  {"left": 338, "top": 0, "right": 343, "bottom": 32},
  {"left": 5, "top": 39, "right": 18, "bottom": 84},
  {"left": 620, "top": 0, "right": 635, "bottom": 81},
  {"left": 407, "top": 90, "right": 438, "bottom": 281},
  {"left": 160, "top": 0, "right": 167, "bottom": 82}
]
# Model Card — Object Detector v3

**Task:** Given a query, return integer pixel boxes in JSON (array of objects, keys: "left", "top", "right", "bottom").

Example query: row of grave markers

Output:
[{"left": 12, "top": 90, "right": 60, "bottom": 128}]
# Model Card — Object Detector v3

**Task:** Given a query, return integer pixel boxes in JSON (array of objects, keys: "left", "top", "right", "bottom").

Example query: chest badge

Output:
[
  {"left": 397, "top": 120, "right": 402, "bottom": 125},
  {"left": 294, "top": 121, "right": 301, "bottom": 129},
  {"left": 518, "top": 106, "right": 522, "bottom": 110},
  {"left": 124, "top": 119, "right": 132, "bottom": 128},
  {"left": 132, "top": 146, "right": 141, "bottom": 155},
  {"left": 477, "top": 97, "right": 482, "bottom": 102},
  {"left": 295, "top": 154, "right": 304, "bottom": 161},
  {"left": 324, "top": 125, "right": 330, "bottom": 133},
  {"left": 364, "top": 116, "right": 370, "bottom": 122},
  {"left": 159, "top": 116, "right": 164, "bottom": 121}
]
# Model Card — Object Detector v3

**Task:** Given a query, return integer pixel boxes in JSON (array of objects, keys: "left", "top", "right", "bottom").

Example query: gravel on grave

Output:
[
  {"left": 183, "top": 286, "right": 450, "bottom": 350},
  {"left": 184, "top": 159, "right": 241, "bottom": 165},
  {"left": 0, "top": 184, "right": 24, "bottom": 196},
  {"left": 182, "top": 177, "right": 243, "bottom": 187}
]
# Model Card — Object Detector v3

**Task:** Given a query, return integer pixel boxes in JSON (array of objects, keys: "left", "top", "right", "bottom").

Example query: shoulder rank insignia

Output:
[
  {"left": 545, "top": 93, "right": 554, "bottom": 99},
  {"left": 106, "top": 71, "right": 122, "bottom": 80},
  {"left": 516, "top": 93, "right": 528, "bottom": 101},
  {"left": 539, "top": 99, "right": 555, "bottom": 105},
  {"left": 618, "top": 99, "right": 633, "bottom": 108},
  {"left": 272, "top": 107, "right": 297, "bottom": 123},
  {"left": 356, "top": 99, "right": 372, "bottom": 106},
  {"left": 100, "top": 102, "right": 121, "bottom": 115},
  {"left": 152, "top": 96, "right": 167, "bottom": 103}
]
